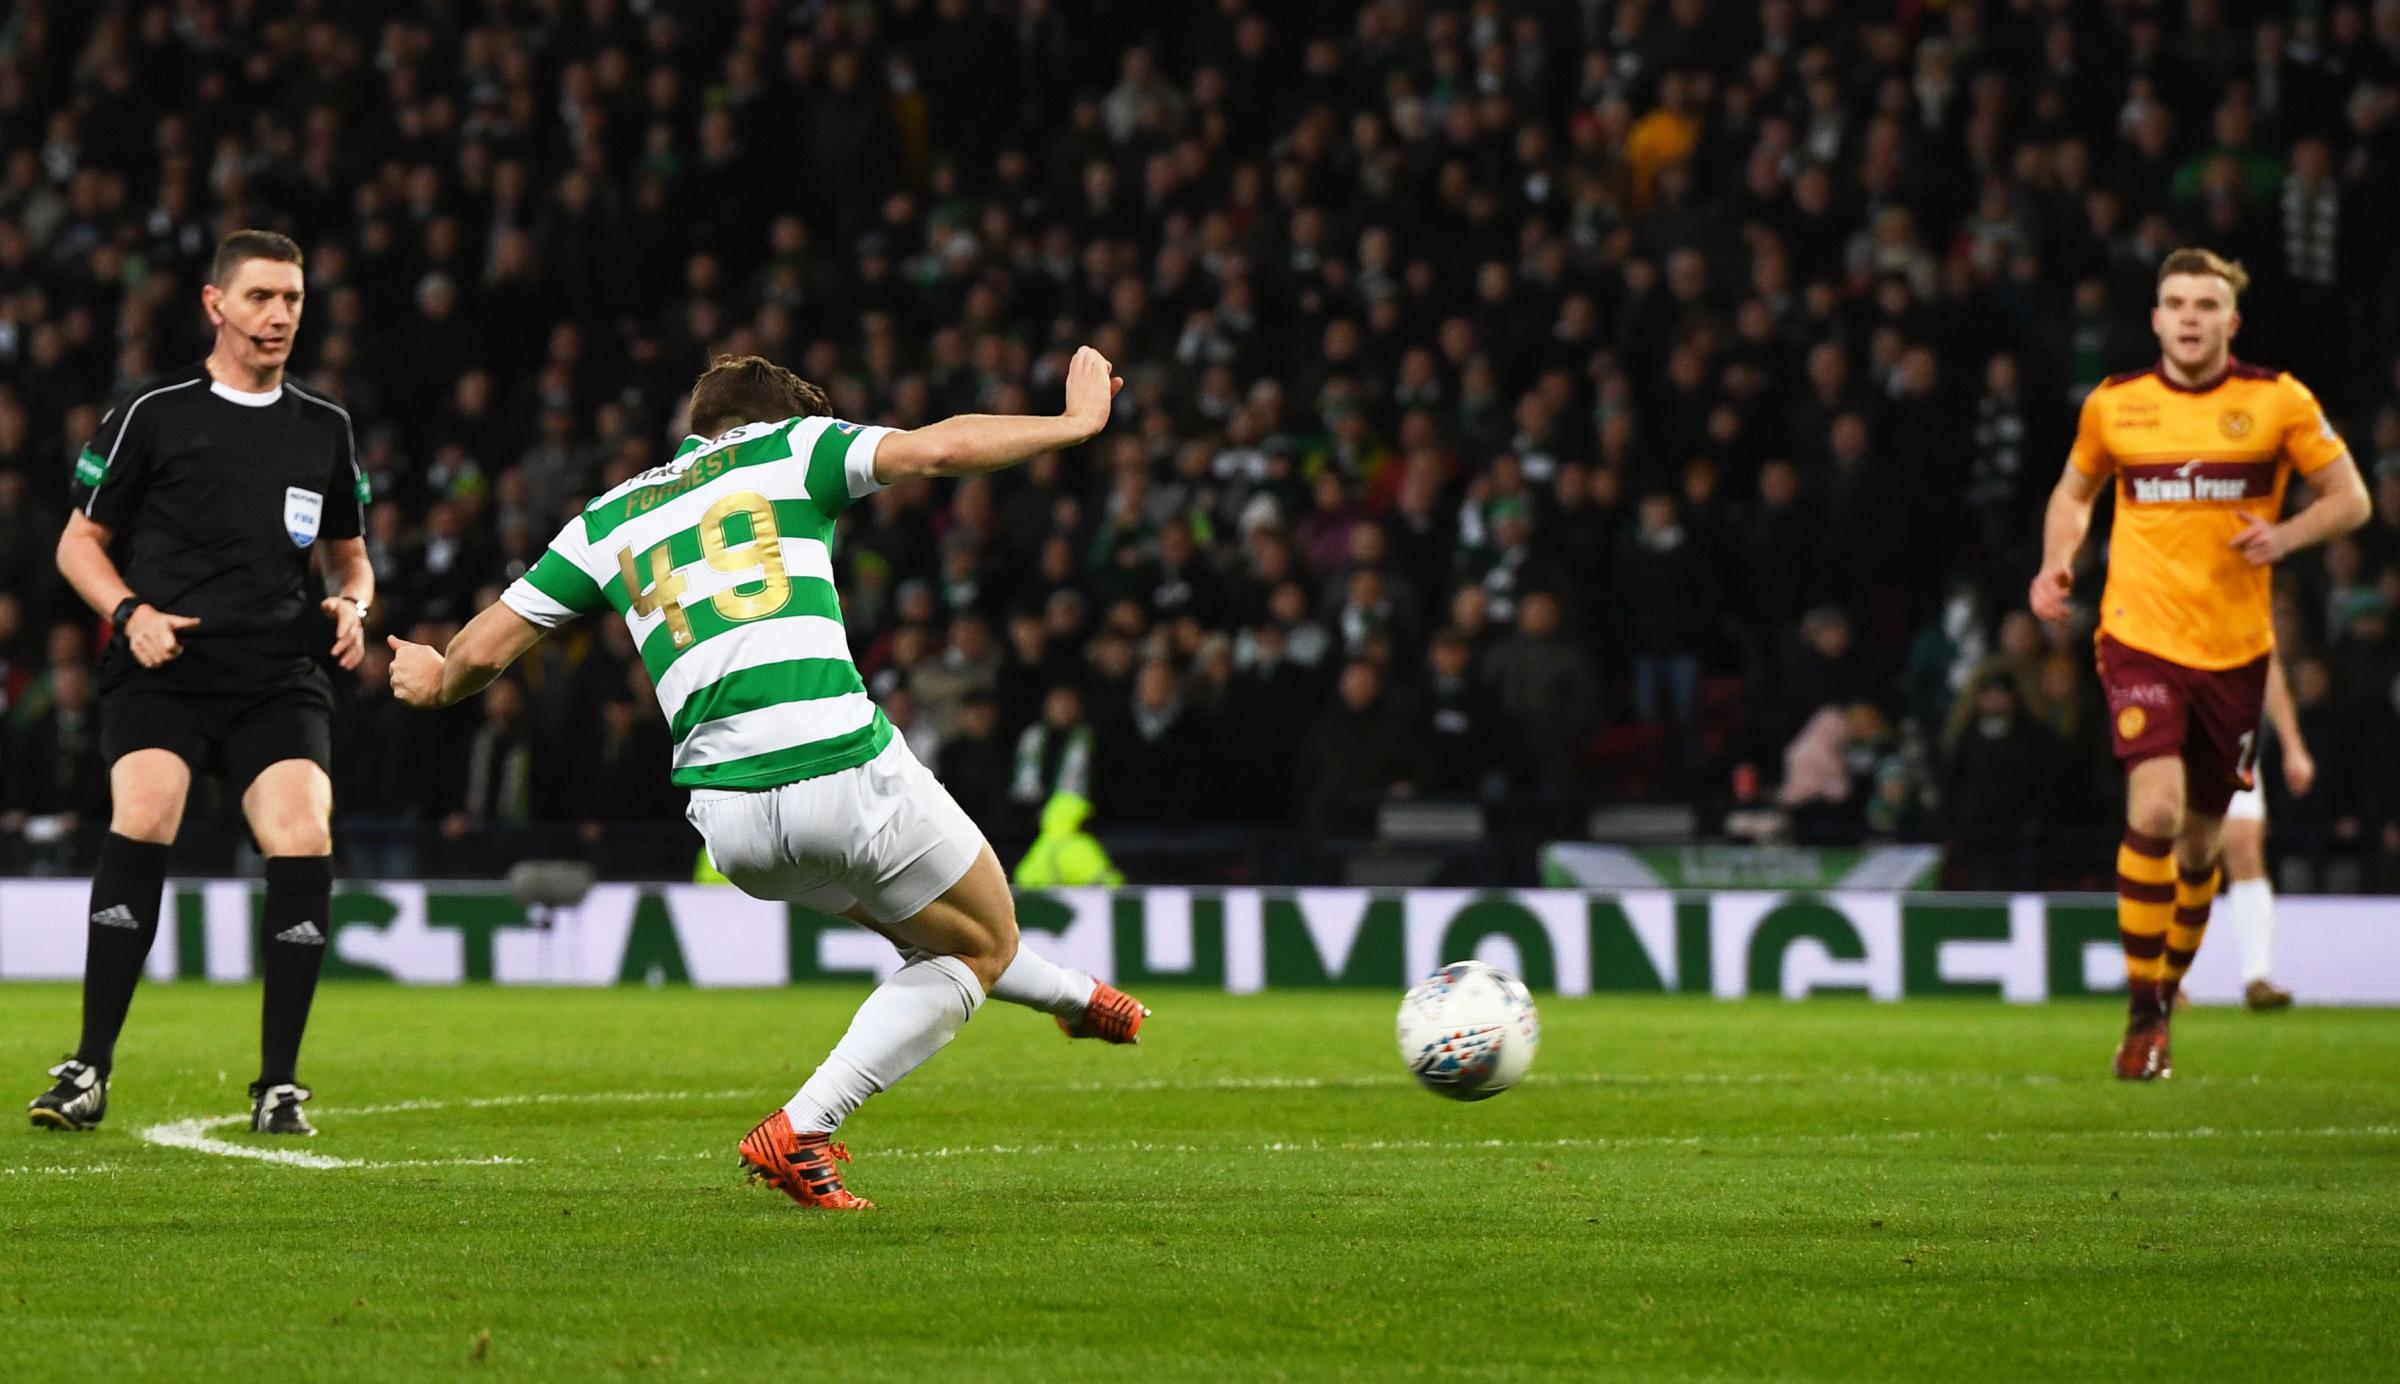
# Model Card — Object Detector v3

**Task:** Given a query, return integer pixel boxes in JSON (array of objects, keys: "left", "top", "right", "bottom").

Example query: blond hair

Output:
[{"left": 2156, "top": 247, "right": 2250, "bottom": 300}]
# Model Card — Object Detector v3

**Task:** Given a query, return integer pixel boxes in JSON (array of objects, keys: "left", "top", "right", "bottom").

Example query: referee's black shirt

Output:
[{"left": 66, "top": 365, "right": 367, "bottom": 694}]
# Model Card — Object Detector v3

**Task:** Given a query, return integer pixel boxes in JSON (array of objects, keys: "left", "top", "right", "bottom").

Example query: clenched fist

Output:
[{"left": 386, "top": 635, "right": 449, "bottom": 709}]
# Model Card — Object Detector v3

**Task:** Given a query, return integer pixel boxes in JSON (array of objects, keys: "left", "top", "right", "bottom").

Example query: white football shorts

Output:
[
  {"left": 2224, "top": 778, "right": 2266, "bottom": 823},
  {"left": 686, "top": 735, "right": 985, "bottom": 924}
]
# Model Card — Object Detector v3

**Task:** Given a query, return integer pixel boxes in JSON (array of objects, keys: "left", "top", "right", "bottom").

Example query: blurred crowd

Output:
[{"left": 2, "top": 0, "right": 2399, "bottom": 887}]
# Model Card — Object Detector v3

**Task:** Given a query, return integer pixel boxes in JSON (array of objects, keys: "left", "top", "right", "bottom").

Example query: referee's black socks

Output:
[
  {"left": 74, "top": 833, "right": 171, "bottom": 1077},
  {"left": 257, "top": 855, "right": 334, "bottom": 1089}
]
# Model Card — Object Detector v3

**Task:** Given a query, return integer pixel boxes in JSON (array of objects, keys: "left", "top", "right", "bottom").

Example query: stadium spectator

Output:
[
  {"left": 330, "top": 643, "right": 435, "bottom": 879},
  {"left": 1097, "top": 657, "right": 1206, "bottom": 825},
  {"left": 0, "top": 595, "right": 32, "bottom": 721},
  {"left": 1294, "top": 659, "right": 1423, "bottom": 838},
  {"left": 1776, "top": 607, "right": 1874, "bottom": 749},
  {"left": 570, "top": 684, "right": 682, "bottom": 855},
  {"left": 2, "top": 1, "right": 2396, "bottom": 886},
  {"left": 1619, "top": 491, "right": 1714, "bottom": 771},
  {"left": 1420, "top": 627, "right": 1508, "bottom": 804},
  {"left": 1010, "top": 685, "right": 1095, "bottom": 824},
  {"left": 1215, "top": 621, "right": 1314, "bottom": 825},
  {"left": 1485, "top": 591, "right": 1601, "bottom": 815},
  {"left": 1941, "top": 674, "right": 2061, "bottom": 888},
  {"left": 439, "top": 676, "right": 538, "bottom": 866},
  {"left": 936, "top": 692, "right": 1016, "bottom": 829},
  {"left": 4, "top": 657, "right": 104, "bottom": 851}
]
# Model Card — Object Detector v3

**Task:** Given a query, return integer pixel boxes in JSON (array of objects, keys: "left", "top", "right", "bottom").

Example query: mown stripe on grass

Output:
[{"left": 652, "top": 1124, "right": 2400, "bottom": 1162}]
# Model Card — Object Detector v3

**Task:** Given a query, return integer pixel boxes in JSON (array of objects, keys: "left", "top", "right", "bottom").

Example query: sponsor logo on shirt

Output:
[{"left": 2120, "top": 460, "right": 2268, "bottom": 504}]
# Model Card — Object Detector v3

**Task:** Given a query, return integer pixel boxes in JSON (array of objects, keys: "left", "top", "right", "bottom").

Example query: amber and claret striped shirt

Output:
[{"left": 2068, "top": 359, "right": 2349, "bottom": 670}]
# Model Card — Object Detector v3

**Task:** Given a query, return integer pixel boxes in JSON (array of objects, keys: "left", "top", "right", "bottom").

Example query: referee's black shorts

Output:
[{"left": 101, "top": 674, "right": 334, "bottom": 790}]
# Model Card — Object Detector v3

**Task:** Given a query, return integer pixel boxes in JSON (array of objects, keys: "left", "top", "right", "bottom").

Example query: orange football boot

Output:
[
  {"left": 738, "top": 1109, "right": 873, "bottom": 1210},
  {"left": 1057, "top": 980, "right": 1150, "bottom": 1044},
  {"left": 2113, "top": 1021, "right": 2171, "bottom": 1081}
]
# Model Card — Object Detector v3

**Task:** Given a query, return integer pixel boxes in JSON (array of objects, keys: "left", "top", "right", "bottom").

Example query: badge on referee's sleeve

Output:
[{"left": 284, "top": 486, "right": 324, "bottom": 547}]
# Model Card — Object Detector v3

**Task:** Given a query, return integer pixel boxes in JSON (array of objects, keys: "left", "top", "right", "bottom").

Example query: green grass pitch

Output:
[{"left": 2, "top": 984, "right": 2396, "bottom": 1380}]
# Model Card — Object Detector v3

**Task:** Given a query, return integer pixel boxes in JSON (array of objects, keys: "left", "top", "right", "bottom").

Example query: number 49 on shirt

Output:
[{"left": 615, "top": 490, "right": 791, "bottom": 649}]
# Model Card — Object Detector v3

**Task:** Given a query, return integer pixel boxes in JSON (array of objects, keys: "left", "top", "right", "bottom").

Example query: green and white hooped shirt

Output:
[{"left": 501, "top": 416, "right": 895, "bottom": 790}]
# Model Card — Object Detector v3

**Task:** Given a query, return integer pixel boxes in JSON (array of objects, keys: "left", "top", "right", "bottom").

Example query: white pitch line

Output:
[
  {"left": 121, "top": 1070, "right": 2248, "bottom": 1171},
  {"left": 925, "top": 1067, "right": 2350, "bottom": 1096},
  {"left": 880, "top": 1123, "right": 2400, "bottom": 1158},
  {"left": 135, "top": 1072, "right": 2400, "bottom": 1176},
  {"left": 136, "top": 1118, "right": 535, "bottom": 1171},
  {"left": 0, "top": 1162, "right": 124, "bottom": 1177},
  {"left": 136, "top": 1088, "right": 756, "bottom": 1171},
  {"left": 649, "top": 1122, "right": 2400, "bottom": 1163},
  {"left": 937, "top": 1070, "right": 2086, "bottom": 1096},
  {"left": 317, "top": 1086, "right": 757, "bottom": 1119},
  {"left": 140, "top": 1117, "right": 356, "bottom": 1169}
]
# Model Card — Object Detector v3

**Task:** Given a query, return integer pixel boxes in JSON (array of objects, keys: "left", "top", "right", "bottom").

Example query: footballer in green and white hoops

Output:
[{"left": 387, "top": 346, "right": 1149, "bottom": 1209}]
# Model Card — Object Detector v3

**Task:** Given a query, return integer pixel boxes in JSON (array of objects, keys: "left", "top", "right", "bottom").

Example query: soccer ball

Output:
[{"left": 1396, "top": 961, "right": 1540, "bottom": 1101}]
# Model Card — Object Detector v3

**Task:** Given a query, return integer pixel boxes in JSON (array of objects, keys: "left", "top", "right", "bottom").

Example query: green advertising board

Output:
[{"left": 4, "top": 880, "right": 2387, "bottom": 1003}]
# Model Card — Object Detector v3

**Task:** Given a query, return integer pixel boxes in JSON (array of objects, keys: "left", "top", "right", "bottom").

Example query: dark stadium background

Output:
[{"left": 1, "top": 0, "right": 2397, "bottom": 890}]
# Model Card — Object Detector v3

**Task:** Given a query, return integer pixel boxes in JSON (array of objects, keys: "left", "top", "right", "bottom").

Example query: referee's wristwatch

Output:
[
  {"left": 338, "top": 594, "right": 371, "bottom": 620},
  {"left": 111, "top": 595, "right": 148, "bottom": 635}
]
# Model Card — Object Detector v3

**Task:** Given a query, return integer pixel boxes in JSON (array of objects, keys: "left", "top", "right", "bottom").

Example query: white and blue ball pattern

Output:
[{"left": 1396, "top": 961, "right": 1540, "bottom": 1101}]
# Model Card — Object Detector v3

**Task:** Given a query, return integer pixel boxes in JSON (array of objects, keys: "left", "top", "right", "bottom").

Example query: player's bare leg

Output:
[
  {"left": 847, "top": 903, "right": 1149, "bottom": 1044},
  {"left": 29, "top": 750, "right": 187, "bottom": 1130},
  {"left": 740, "top": 846, "right": 1019, "bottom": 1210},
  {"left": 2221, "top": 817, "right": 2293, "bottom": 1010},
  {"left": 2114, "top": 758, "right": 2185, "bottom": 1080}
]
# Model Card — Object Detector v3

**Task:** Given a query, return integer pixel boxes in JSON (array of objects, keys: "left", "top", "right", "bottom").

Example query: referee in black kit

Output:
[{"left": 28, "top": 231, "right": 373, "bottom": 1137}]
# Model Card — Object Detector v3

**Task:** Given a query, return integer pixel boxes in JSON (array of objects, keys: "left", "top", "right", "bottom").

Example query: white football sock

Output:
[
  {"left": 989, "top": 945, "right": 1096, "bottom": 1016},
  {"left": 785, "top": 954, "right": 983, "bottom": 1134},
  {"left": 2225, "top": 877, "right": 2276, "bottom": 984},
  {"left": 899, "top": 943, "right": 1095, "bottom": 1017}
]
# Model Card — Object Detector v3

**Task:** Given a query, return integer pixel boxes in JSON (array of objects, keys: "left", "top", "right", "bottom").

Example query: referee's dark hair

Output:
[
  {"left": 689, "top": 354, "right": 831, "bottom": 437},
  {"left": 211, "top": 229, "right": 304, "bottom": 285}
]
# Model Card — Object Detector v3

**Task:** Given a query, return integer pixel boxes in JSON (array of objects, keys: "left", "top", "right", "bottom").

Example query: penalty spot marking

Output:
[{"left": 137, "top": 1087, "right": 754, "bottom": 1171}]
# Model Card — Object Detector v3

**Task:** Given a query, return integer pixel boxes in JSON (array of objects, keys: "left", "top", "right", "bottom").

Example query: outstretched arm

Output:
[
  {"left": 2028, "top": 462, "right": 2106, "bottom": 621},
  {"left": 387, "top": 602, "right": 548, "bottom": 710},
  {"left": 872, "top": 345, "right": 1123, "bottom": 483}
]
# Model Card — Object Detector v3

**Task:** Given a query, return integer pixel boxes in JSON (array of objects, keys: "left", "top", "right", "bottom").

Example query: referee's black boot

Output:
[
  {"left": 29, "top": 1059, "right": 108, "bottom": 1131},
  {"left": 249, "top": 1082, "right": 315, "bottom": 1137}
]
